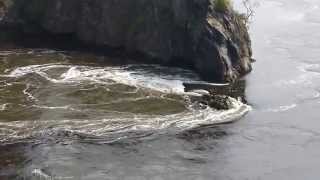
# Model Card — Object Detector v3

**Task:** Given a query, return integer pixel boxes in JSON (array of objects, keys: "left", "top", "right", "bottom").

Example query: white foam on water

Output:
[
  {"left": 3, "top": 63, "right": 204, "bottom": 94},
  {"left": 0, "top": 97, "right": 251, "bottom": 143},
  {"left": 0, "top": 51, "right": 18, "bottom": 56},
  {"left": 31, "top": 168, "right": 75, "bottom": 180},
  {"left": 59, "top": 65, "right": 192, "bottom": 94},
  {"left": 0, "top": 103, "right": 7, "bottom": 111},
  {"left": 275, "top": 63, "right": 320, "bottom": 87},
  {"left": 264, "top": 104, "right": 297, "bottom": 113},
  {"left": 32, "top": 169, "right": 52, "bottom": 180},
  {"left": 0, "top": 49, "right": 60, "bottom": 56},
  {"left": 23, "top": 84, "right": 38, "bottom": 102},
  {"left": 32, "top": 105, "right": 77, "bottom": 111},
  {"left": 0, "top": 63, "right": 251, "bottom": 143}
]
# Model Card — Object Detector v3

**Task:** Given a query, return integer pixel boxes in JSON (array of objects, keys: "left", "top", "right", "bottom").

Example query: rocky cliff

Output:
[{"left": 0, "top": 0, "right": 253, "bottom": 82}]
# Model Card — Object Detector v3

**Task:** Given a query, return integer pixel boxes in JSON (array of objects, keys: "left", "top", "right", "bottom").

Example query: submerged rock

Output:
[
  {"left": 205, "top": 94, "right": 233, "bottom": 110},
  {"left": 184, "top": 80, "right": 246, "bottom": 110},
  {"left": 0, "top": 0, "right": 253, "bottom": 82},
  {"left": 188, "top": 93, "right": 234, "bottom": 110}
]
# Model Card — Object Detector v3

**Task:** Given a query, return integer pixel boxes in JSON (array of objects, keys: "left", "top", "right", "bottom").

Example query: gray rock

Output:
[{"left": 0, "top": 0, "right": 253, "bottom": 82}]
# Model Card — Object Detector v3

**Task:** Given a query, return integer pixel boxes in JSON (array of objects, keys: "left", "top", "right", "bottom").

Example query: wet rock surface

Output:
[
  {"left": 0, "top": 0, "right": 253, "bottom": 82},
  {"left": 204, "top": 94, "right": 234, "bottom": 110},
  {"left": 184, "top": 80, "right": 246, "bottom": 110}
]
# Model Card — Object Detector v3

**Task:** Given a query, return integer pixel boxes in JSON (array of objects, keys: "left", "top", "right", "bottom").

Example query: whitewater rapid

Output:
[{"left": 0, "top": 50, "right": 251, "bottom": 143}]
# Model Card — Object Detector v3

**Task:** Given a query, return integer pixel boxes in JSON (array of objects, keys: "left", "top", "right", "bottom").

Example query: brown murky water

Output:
[{"left": 1, "top": 0, "right": 320, "bottom": 179}]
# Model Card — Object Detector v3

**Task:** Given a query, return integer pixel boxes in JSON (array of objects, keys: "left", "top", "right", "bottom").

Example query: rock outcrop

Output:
[{"left": 0, "top": 0, "right": 253, "bottom": 82}]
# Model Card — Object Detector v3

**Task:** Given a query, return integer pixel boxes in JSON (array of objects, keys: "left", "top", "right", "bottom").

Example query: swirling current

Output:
[{"left": 0, "top": 49, "right": 250, "bottom": 144}]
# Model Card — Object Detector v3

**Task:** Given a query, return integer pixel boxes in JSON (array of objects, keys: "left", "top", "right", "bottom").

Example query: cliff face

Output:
[{"left": 0, "top": 0, "right": 253, "bottom": 82}]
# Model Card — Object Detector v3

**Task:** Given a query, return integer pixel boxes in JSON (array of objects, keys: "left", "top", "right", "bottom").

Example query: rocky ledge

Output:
[{"left": 0, "top": 0, "right": 253, "bottom": 82}]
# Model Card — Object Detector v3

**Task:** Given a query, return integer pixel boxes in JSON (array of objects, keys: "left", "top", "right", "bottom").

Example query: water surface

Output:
[{"left": 1, "top": 0, "right": 320, "bottom": 179}]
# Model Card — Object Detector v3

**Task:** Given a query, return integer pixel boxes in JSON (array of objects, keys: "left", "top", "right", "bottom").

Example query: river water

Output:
[{"left": 1, "top": 0, "right": 320, "bottom": 179}]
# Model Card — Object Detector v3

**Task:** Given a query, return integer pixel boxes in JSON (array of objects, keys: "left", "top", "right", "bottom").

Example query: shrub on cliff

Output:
[{"left": 215, "top": 0, "right": 231, "bottom": 12}]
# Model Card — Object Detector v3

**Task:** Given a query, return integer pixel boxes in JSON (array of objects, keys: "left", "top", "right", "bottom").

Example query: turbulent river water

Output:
[{"left": 1, "top": 0, "right": 320, "bottom": 179}]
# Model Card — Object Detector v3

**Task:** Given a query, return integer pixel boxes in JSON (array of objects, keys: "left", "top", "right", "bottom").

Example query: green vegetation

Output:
[{"left": 214, "top": 0, "right": 231, "bottom": 12}]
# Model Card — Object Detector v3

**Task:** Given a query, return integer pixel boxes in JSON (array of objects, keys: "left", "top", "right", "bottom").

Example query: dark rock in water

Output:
[
  {"left": 0, "top": 0, "right": 253, "bottom": 82},
  {"left": 184, "top": 80, "right": 247, "bottom": 101},
  {"left": 184, "top": 80, "right": 247, "bottom": 110},
  {"left": 183, "top": 82, "right": 229, "bottom": 92},
  {"left": 190, "top": 93, "right": 233, "bottom": 110},
  {"left": 188, "top": 93, "right": 234, "bottom": 110},
  {"left": 206, "top": 94, "right": 233, "bottom": 110}
]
